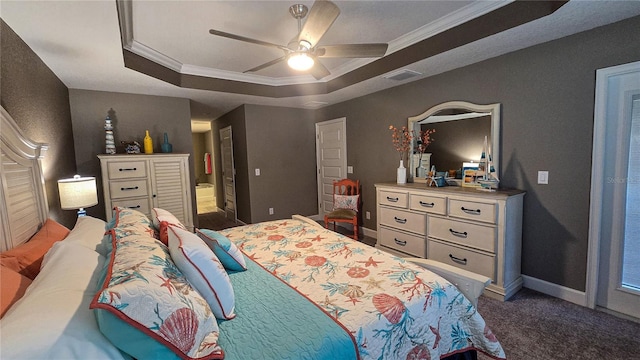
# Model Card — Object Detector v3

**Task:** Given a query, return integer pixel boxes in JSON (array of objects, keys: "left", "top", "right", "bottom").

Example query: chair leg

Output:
[{"left": 353, "top": 223, "right": 358, "bottom": 240}]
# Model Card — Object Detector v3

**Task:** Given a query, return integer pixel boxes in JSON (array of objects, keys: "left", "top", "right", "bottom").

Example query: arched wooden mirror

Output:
[{"left": 407, "top": 101, "right": 501, "bottom": 183}]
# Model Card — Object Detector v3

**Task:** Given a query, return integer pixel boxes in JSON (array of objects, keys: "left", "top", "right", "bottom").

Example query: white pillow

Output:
[
  {"left": 0, "top": 241, "right": 128, "bottom": 359},
  {"left": 167, "top": 225, "right": 236, "bottom": 320},
  {"left": 62, "top": 216, "right": 108, "bottom": 256}
]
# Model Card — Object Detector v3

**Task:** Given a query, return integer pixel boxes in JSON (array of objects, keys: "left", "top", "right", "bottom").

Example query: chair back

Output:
[{"left": 333, "top": 179, "right": 359, "bottom": 196}]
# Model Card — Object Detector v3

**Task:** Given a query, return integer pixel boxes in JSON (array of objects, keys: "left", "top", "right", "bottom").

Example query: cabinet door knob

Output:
[
  {"left": 449, "top": 228, "right": 468, "bottom": 238},
  {"left": 449, "top": 254, "right": 468, "bottom": 265},
  {"left": 461, "top": 206, "right": 481, "bottom": 215}
]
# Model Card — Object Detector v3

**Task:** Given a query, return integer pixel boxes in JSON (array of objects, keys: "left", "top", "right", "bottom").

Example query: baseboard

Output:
[{"left": 522, "top": 275, "right": 587, "bottom": 306}]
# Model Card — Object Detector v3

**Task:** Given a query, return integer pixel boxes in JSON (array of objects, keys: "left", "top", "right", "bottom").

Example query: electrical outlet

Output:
[
  {"left": 269, "top": 207, "right": 274, "bottom": 215},
  {"left": 255, "top": 168, "right": 261, "bottom": 176},
  {"left": 366, "top": 211, "right": 371, "bottom": 220}
]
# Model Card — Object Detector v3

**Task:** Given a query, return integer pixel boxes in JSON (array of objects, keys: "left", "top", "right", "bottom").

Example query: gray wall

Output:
[
  {"left": 0, "top": 20, "right": 78, "bottom": 229},
  {"left": 317, "top": 16, "right": 640, "bottom": 292},
  {"left": 68, "top": 90, "right": 196, "bottom": 224},
  {"left": 192, "top": 133, "right": 207, "bottom": 184},
  {"left": 214, "top": 104, "right": 318, "bottom": 223}
]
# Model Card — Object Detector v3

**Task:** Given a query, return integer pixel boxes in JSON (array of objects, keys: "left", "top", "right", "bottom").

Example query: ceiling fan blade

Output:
[
  {"left": 309, "top": 60, "right": 331, "bottom": 80},
  {"left": 243, "top": 56, "right": 288, "bottom": 73},
  {"left": 316, "top": 44, "right": 388, "bottom": 58},
  {"left": 209, "top": 29, "right": 290, "bottom": 52},
  {"left": 297, "top": 0, "right": 340, "bottom": 48}
]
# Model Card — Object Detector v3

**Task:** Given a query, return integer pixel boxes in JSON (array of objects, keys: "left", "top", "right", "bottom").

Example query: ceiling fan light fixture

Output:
[{"left": 288, "top": 52, "right": 314, "bottom": 71}]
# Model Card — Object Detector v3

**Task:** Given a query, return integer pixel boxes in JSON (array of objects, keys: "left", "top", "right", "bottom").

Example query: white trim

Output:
[
  {"left": 586, "top": 61, "right": 640, "bottom": 309},
  {"left": 315, "top": 118, "right": 347, "bottom": 216},
  {"left": 522, "top": 275, "right": 587, "bottom": 307}
]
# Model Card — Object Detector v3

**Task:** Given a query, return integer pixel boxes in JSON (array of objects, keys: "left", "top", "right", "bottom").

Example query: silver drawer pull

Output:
[
  {"left": 449, "top": 228, "right": 468, "bottom": 238},
  {"left": 449, "top": 254, "right": 467, "bottom": 265},
  {"left": 121, "top": 186, "right": 139, "bottom": 191},
  {"left": 119, "top": 167, "right": 137, "bottom": 171},
  {"left": 394, "top": 238, "right": 407, "bottom": 246},
  {"left": 419, "top": 201, "right": 435, "bottom": 208},
  {"left": 461, "top": 206, "right": 481, "bottom": 215},
  {"left": 127, "top": 205, "right": 141, "bottom": 209},
  {"left": 394, "top": 216, "right": 407, "bottom": 224},
  {"left": 386, "top": 196, "right": 399, "bottom": 202}
]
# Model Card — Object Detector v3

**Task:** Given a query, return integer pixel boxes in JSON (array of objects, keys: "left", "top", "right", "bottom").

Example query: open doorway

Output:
[{"left": 191, "top": 120, "right": 218, "bottom": 214}]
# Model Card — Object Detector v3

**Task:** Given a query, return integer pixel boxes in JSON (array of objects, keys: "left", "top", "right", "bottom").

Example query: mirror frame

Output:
[{"left": 407, "top": 101, "right": 501, "bottom": 183}]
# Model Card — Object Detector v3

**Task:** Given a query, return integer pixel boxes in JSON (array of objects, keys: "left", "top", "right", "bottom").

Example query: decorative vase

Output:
[
  {"left": 143, "top": 130, "right": 153, "bottom": 154},
  {"left": 397, "top": 159, "right": 407, "bottom": 184},
  {"left": 104, "top": 115, "right": 116, "bottom": 155},
  {"left": 161, "top": 132, "right": 173, "bottom": 153}
]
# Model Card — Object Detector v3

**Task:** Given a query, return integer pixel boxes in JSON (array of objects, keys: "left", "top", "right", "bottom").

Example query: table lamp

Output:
[{"left": 58, "top": 175, "right": 98, "bottom": 216}]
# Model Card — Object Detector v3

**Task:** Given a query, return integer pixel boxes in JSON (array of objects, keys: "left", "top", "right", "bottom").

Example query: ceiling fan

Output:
[{"left": 208, "top": 0, "right": 388, "bottom": 80}]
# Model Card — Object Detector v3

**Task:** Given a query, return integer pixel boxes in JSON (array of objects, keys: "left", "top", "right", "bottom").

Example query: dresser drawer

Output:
[
  {"left": 428, "top": 239, "right": 495, "bottom": 280},
  {"left": 428, "top": 216, "right": 496, "bottom": 253},
  {"left": 111, "top": 197, "right": 151, "bottom": 216},
  {"left": 449, "top": 199, "right": 496, "bottom": 224},
  {"left": 107, "top": 161, "right": 147, "bottom": 179},
  {"left": 409, "top": 194, "right": 447, "bottom": 215},
  {"left": 378, "top": 190, "right": 408, "bottom": 208},
  {"left": 379, "top": 207, "right": 426, "bottom": 235},
  {"left": 109, "top": 179, "right": 149, "bottom": 199},
  {"left": 379, "top": 226, "right": 426, "bottom": 257}
]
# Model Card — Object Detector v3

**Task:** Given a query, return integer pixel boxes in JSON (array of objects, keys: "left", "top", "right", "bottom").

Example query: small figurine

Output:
[{"left": 122, "top": 141, "right": 141, "bottom": 154}]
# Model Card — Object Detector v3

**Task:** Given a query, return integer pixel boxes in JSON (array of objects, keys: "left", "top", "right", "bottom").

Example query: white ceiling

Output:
[{"left": 2, "top": 0, "right": 640, "bottom": 121}]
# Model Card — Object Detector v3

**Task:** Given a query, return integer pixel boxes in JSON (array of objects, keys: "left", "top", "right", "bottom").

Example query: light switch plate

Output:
[
  {"left": 537, "top": 171, "right": 549, "bottom": 184},
  {"left": 255, "top": 168, "right": 260, "bottom": 176},
  {"left": 347, "top": 166, "right": 353, "bottom": 174}
]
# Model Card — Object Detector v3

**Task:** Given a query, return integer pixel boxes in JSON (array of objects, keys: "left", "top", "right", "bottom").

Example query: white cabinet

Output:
[
  {"left": 98, "top": 154, "right": 194, "bottom": 230},
  {"left": 376, "top": 183, "right": 524, "bottom": 301}
]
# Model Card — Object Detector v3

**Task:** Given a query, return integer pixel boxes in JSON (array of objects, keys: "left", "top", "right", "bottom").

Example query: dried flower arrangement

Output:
[
  {"left": 416, "top": 128, "right": 436, "bottom": 154},
  {"left": 388, "top": 125, "right": 413, "bottom": 160}
]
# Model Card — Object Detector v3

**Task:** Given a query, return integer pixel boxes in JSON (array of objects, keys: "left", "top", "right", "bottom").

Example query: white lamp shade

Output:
[{"left": 57, "top": 176, "right": 98, "bottom": 210}]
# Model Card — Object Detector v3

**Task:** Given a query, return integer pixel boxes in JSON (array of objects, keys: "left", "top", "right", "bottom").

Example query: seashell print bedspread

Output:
[{"left": 219, "top": 219, "right": 506, "bottom": 360}]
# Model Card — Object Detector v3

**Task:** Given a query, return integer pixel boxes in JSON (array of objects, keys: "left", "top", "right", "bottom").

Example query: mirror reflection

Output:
[{"left": 408, "top": 101, "right": 500, "bottom": 184}]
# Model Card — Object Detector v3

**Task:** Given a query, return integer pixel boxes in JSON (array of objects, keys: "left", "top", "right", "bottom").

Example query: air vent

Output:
[
  {"left": 303, "top": 101, "right": 329, "bottom": 109},
  {"left": 383, "top": 69, "right": 422, "bottom": 81}
]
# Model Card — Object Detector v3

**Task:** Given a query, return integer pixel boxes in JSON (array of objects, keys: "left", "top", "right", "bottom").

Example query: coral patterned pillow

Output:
[
  {"left": 107, "top": 207, "right": 157, "bottom": 240},
  {"left": 152, "top": 208, "right": 187, "bottom": 245},
  {"left": 91, "top": 232, "right": 223, "bottom": 360},
  {"left": 333, "top": 194, "right": 359, "bottom": 211}
]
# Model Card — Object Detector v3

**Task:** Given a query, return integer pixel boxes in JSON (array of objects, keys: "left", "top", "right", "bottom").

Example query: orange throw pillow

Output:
[
  {"left": 0, "top": 218, "right": 70, "bottom": 279},
  {"left": 0, "top": 265, "right": 33, "bottom": 318}
]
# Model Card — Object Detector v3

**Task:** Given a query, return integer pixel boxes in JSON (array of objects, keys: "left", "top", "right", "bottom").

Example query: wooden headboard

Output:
[{"left": 0, "top": 106, "right": 49, "bottom": 252}]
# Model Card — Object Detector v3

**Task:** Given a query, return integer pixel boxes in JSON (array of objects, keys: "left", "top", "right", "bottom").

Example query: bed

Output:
[{"left": 0, "top": 106, "right": 505, "bottom": 360}]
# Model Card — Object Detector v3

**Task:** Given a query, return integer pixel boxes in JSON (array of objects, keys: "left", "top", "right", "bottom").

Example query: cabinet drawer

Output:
[
  {"left": 379, "top": 227, "right": 426, "bottom": 257},
  {"left": 109, "top": 179, "right": 149, "bottom": 199},
  {"left": 449, "top": 199, "right": 496, "bottom": 224},
  {"left": 409, "top": 194, "right": 446, "bottom": 215},
  {"left": 378, "top": 190, "right": 408, "bottom": 208},
  {"left": 111, "top": 197, "right": 151, "bottom": 216},
  {"left": 379, "top": 207, "right": 426, "bottom": 235},
  {"left": 428, "top": 216, "right": 496, "bottom": 252},
  {"left": 428, "top": 239, "right": 495, "bottom": 280},
  {"left": 107, "top": 161, "right": 147, "bottom": 179}
]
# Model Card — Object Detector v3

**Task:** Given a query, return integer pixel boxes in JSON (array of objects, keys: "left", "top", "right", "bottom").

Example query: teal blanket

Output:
[{"left": 218, "top": 258, "right": 358, "bottom": 360}]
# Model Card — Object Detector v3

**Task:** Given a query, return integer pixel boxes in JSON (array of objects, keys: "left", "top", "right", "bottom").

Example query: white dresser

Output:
[
  {"left": 98, "top": 154, "right": 194, "bottom": 230},
  {"left": 375, "top": 182, "right": 525, "bottom": 301}
]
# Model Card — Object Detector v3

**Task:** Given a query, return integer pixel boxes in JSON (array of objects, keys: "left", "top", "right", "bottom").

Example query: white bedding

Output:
[{"left": 0, "top": 217, "right": 128, "bottom": 359}]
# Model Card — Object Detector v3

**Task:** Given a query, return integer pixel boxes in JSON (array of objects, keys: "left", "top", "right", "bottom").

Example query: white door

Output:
[
  {"left": 316, "top": 118, "right": 347, "bottom": 217},
  {"left": 589, "top": 61, "right": 640, "bottom": 319},
  {"left": 219, "top": 126, "right": 237, "bottom": 221}
]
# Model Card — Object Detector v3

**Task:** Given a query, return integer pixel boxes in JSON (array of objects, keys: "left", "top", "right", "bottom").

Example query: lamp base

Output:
[{"left": 77, "top": 208, "right": 87, "bottom": 217}]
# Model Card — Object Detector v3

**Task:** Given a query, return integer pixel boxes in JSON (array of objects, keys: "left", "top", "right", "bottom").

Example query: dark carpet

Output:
[{"left": 477, "top": 288, "right": 640, "bottom": 360}]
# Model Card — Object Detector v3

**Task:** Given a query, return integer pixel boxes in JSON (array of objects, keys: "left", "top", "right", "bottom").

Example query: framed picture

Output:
[{"left": 462, "top": 162, "right": 482, "bottom": 188}]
